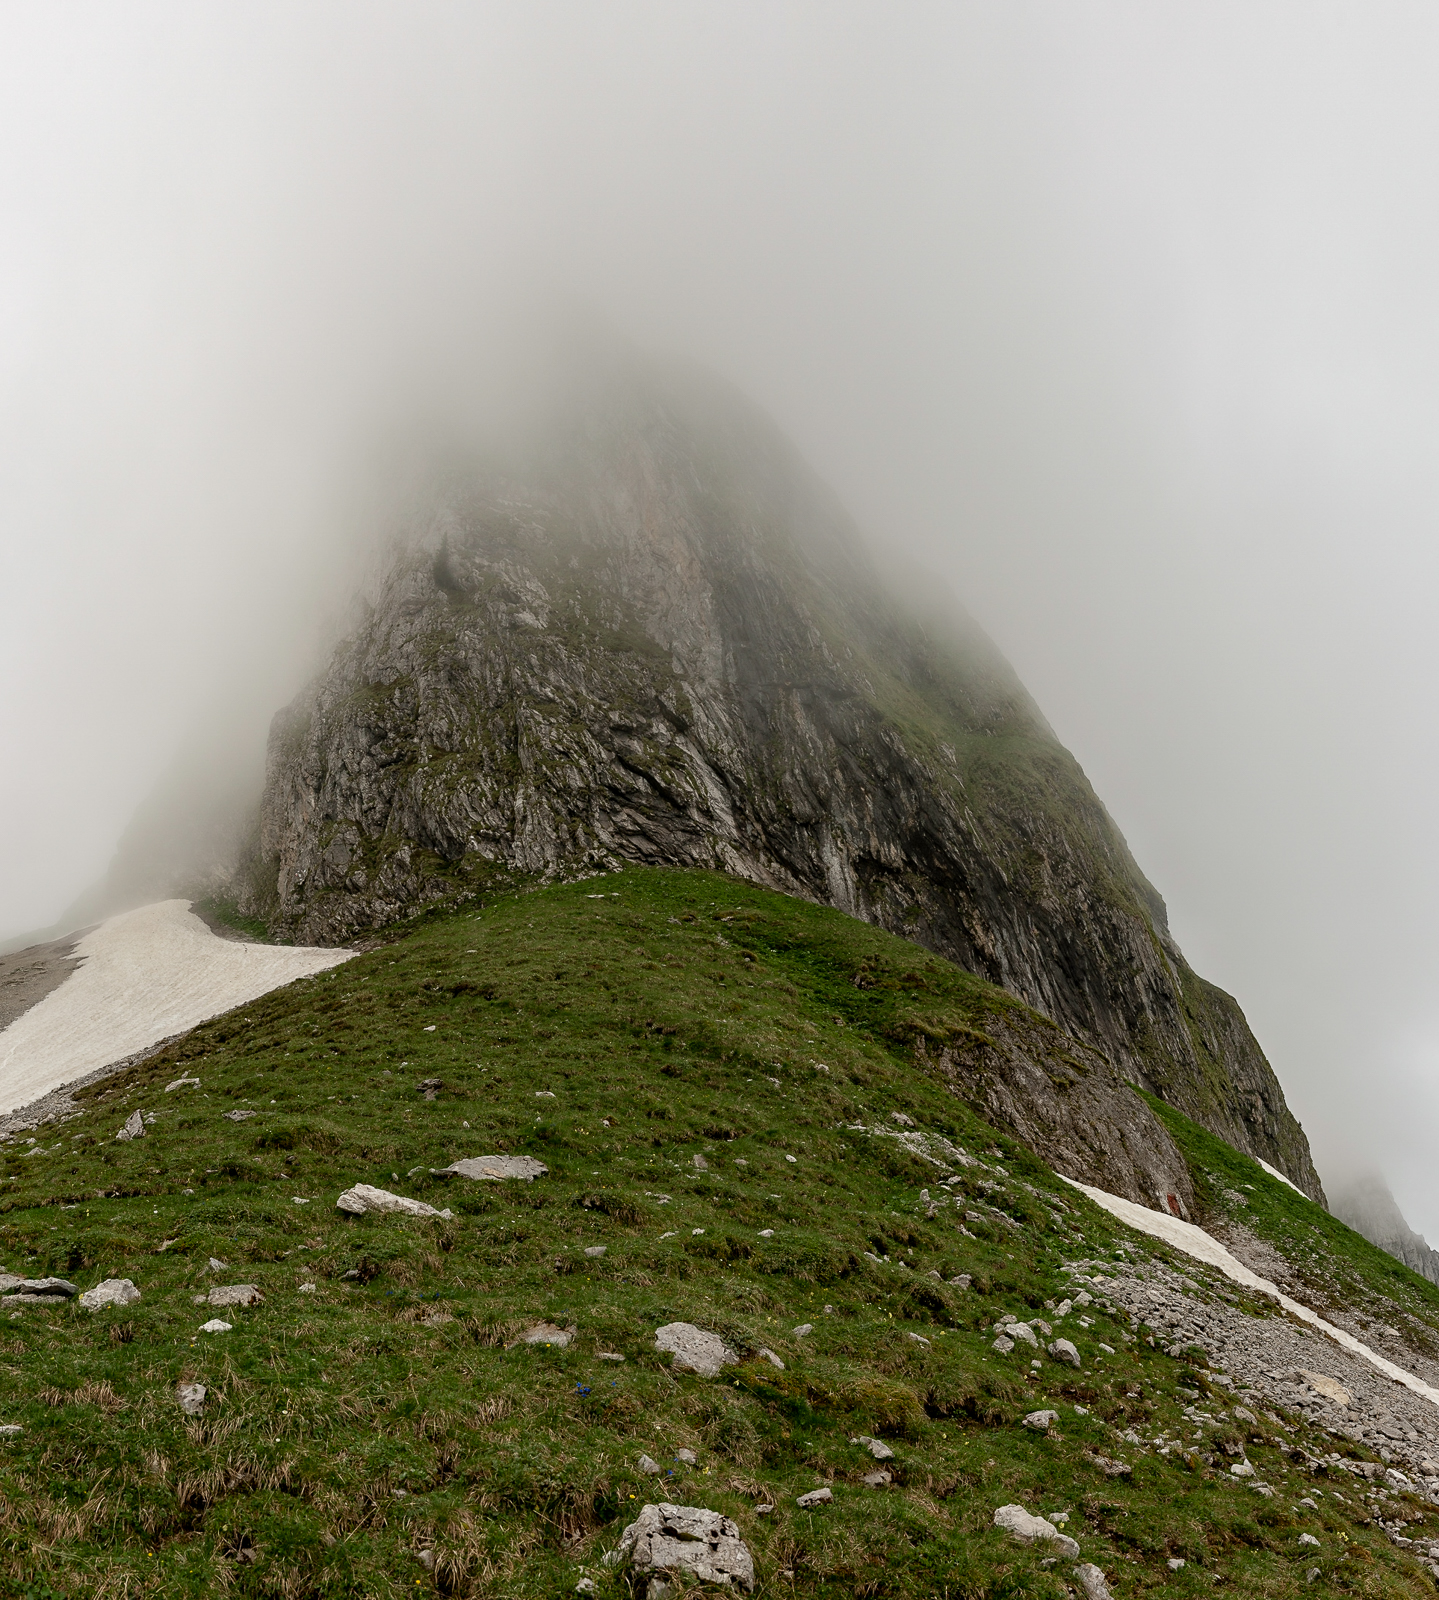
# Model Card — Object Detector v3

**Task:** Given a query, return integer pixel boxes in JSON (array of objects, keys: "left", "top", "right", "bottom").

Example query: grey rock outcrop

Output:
[
  {"left": 206, "top": 1284, "right": 262, "bottom": 1308},
  {"left": 439, "top": 1155, "right": 547, "bottom": 1182},
  {"left": 176, "top": 1383, "right": 206, "bottom": 1415},
  {"left": 335, "top": 1183, "right": 452, "bottom": 1220},
  {"left": 606, "top": 1502, "right": 754, "bottom": 1591},
  {"left": 78, "top": 1279, "right": 141, "bottom": 1310},
  {"left": 240, "top": 339, "right": 1320, "bottom": 1206},
  {"left": 654, "top": 1322, "right": 738, "bottom": 1377},
  {"left": 993, "top": 1504, "right": 1080, "bottom": 1558}
]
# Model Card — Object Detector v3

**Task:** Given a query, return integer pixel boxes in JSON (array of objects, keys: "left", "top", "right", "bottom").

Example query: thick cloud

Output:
[{"left": 5, "top": 4, "right": 1439, "bottom": 1232}]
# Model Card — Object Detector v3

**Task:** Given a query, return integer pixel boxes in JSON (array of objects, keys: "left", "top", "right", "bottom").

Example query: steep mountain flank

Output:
[
  {"left": 241, "top": 345, "right": 1320, "bottom": 1203},
  {"left": 1332, "top": 1173, "right": 1439, "bottom": 1288}
]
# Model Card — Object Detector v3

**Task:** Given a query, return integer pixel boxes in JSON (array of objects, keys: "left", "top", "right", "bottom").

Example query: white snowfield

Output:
[
  {"left": 0, "top": 900, "right": 352, "bottom": 1116},
  {"left": 1063, "top": 1176, "right": 1439, "bottom": 1412}
]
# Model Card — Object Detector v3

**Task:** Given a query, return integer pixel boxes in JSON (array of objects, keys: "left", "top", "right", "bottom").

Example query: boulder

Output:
[
  {"left": 654, "top": 1323, "right": 738, "bottom": 1377},
  {"left": 584, "top": 1245, "right": 607, "bottom": 1258},
  {"left": 335, "top": 1184, "right": 453, "bottom": 1220},
  {"left": 438, "top": 1155, "right": 547, "bottom": 1182},
  {"left": 796, "top": 1488, "right": 832, "bottom": 1508},
  {"left": 793, "top": 1323, "right": 814, "bottom": 1338},
  {"left": 607, "top": 1502, "right": 755, "bottom": 1591},
  {"left": 165, "top": 1076, "right": 200, "bottom": 1092},
  {"left": 1022, "top": 1410, "right": 1059, "bottom": 1432},
  {"left": 115, "top": 1111, "right": 145, "bottom": 1141},
  {"left": 992, "top": 1335, "right": 1015, "bottom": 1354},
  {"left": 1073, "top": 1563, "right": 1114, "bottom": 1600},
  {"left": 522, "top": 1322, "right": 575, "bottom": 1347},
  {"left": 850, "top": 1436, "right": 894, "bottom": 1461},
  {"left": 2, "top": 1277, "right": 76, "bottom": 1299},
  {"left": 862, "top": 1470, "right": 892, "bottom": 1488},
  {"left": 1009, "top": 1323, "right": 1039, "bottom": 1348},
  {"left": 1049, "top": 1339, "right": 1081, "bottom": 1368},
  {"left": 638, "top": 1454, "right": 662, "bottom": 1474},
  {"left": 757, "top": 1348, "right": 785, "bottom": 1369},
  {"left": 222, "top": 1110, "right": 257, "bottom": 1122},
  {"left": 176, "top": 1383, "right": 206, "bottom": 1415},
  {"left": 78, "top": 1279, "right": 141, "bottom": 1310},
  {"left": 993, "top": 1505, "right": 1081, "bottom": 1558},
  {"left": 207, "top": 1284, "right": 263, "bottom": 1308},
  {"left": 199, "top": 1319, "right": 232, "bottom": 1333}
]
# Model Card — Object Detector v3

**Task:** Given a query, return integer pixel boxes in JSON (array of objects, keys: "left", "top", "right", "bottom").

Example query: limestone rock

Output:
[
  {"left": 850, "top": 1436, "right": 894, "bottom": 1461},
  {"left": 199, "top": 1319, "right": 232, "bottom": 1333},
  {"left": 2, "top": 1277, "right": 75, "bottom": 1299},
  {"left": 115, "top": 1111, "right": 145, "bottom": 1141},
  {"left": 638, "top": 1454, "right": 661, "bottom": 1474},
  {"left": 335, "top": 1183, "right": 453, "bottom": 1220},
  {"left": 523, "top": 1322, "right": 574, "bottom": 1347},
  {"left": 1072, "top": 1563, "right": 1114, "bottom": 1600},
  {"left": 1022, "top": 1410, "right": 1059, "bottom": 1432},
  {"left": 1009, "top": 1323, "right": 1039, "bottom": 1348},
  {"left": 993, "top": 1505, "right": 1081, "bottom": 1558},
  {"left": 862, "top": 1470, "right": 892, "bottom": 1488},
  {"left": 609, "top": 1502, "right": 755, "bottom": 1591},
  {"left": 1298, "top": 1533, "right": 1320, "bottom": 1548},
  {"left": 654, "top": 1322, "right": 738, "bottom": 1377},
  {"left": 757, "top": 1348, "right": 784, "bottom": 1369},
  {"left": 222, "top": 1109, "right": 257, "bottom": 1122},
  {"left": 0, "top": 1425, "right": 21, "bottom": 1437},
  {"left": 584, "top": 1245, "right": 607, "bottom": 1258},
  {"left": 165, "top": 1076, "right": 200, "bottom": 1093},
  {"left": 176, "top": 1383, "right": 206, "bottom": 1415},
  {"left": 1048, "top": 1339, "right": 1081, "bottom": 1368},
  {"left": 793, "top": 1323, "right": 814, "bottom": 1338},
  {"left": 207, "top": 1284, "right": 262, "bottom": 1308},
  {"left": 78, "top": 1278, "right": 141, "bottom": 1310},
  {"left": 796, "top": 1488, "right": 832, "bottom": 1508},
  {"left": 439, "top": 1155, "right": 547, "bottom": 1183},
  {"left": 992, "top": 1335, "right": 1015, "bottom": 1354},
  {"left": 675, "top": 1449, "right": 697, "bottom": 1465}
]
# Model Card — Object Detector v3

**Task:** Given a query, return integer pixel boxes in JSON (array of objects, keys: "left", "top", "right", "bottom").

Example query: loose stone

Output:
[
  {"left": 654, "top": 1323, "right": 738, "bottom": 1377},
  {"left": 606, "top": 1503, "right": 755, "bottom": 1591},
  {"left": 335, "top": 1183, "right": 453, "bottom": 1220},
  {"left": 78, "top": 1279, "right": 140, "bottom": 1310},
  {"left": 437, "top": 1154, "right": 547, "bottom": 1182}
]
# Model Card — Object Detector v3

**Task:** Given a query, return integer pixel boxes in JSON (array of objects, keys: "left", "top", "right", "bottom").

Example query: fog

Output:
[{"left": 4, "top": 4, "right": 1439, "bottom": 1230}]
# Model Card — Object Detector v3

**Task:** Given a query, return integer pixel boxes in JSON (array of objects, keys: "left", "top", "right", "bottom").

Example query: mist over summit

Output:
[{"left": 167, "top": 336, "right": 1317, "bottom": 1213}]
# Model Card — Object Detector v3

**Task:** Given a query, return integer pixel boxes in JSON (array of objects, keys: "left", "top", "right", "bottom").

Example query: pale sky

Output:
[{"left": 3, "top": 3, "right": 1439, "bottom": 1231}]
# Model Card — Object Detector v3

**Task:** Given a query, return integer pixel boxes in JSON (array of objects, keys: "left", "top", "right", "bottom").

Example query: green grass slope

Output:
[{"left": 0, "top": 868, "right": 1434, "bottom": 1599}]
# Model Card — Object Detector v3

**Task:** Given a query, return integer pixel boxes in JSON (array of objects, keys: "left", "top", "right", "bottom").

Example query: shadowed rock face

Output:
[{"left": 241, "top": 346, "right": 1322, "bottom": 1205}]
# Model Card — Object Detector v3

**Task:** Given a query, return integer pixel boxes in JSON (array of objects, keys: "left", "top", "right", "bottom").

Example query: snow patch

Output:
[
  {"left": 0, "top": 901, "right": 351, "bottom": 1115},
  {"left": 1256, "top": 1157, "right": 1304, "bottom": 1195}
]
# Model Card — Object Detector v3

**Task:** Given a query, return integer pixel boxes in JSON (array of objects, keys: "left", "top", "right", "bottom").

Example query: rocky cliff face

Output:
[
  {"left": 241, "top": 344, "right": 1322, "bottom": 1205},
  {"left": 1331, "top": 1174, "right": 1439, "bottom": 1286}
]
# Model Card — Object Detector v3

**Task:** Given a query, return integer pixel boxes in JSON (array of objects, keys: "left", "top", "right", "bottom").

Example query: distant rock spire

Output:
[{"left": 1330, "top": 1172, "right": 1439, "bottom": 1286}]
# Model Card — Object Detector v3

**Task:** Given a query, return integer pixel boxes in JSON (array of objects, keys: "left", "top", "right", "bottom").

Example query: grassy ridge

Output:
[{"left": 0, "top": 869, "right": 1432, "bottom": 1597}]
